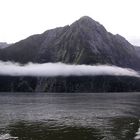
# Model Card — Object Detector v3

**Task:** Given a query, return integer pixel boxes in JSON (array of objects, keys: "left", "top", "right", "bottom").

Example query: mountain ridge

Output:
[{"left": 0, "top": 16, "right": 139, "bottom": 69}]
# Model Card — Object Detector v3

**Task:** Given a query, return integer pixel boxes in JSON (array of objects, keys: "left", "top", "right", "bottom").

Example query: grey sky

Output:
[{"left": 0, "top": 0, "right": 140, "bottom": 46}]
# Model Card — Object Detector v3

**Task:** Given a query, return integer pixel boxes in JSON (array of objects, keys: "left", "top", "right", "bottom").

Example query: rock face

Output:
[
  {"left": 135, "top": 46, "right": 140, "bottom": 57},
  {"left": 0, "top": 16, "right": 140, "bottom": 92},
  {"left": 0, "top": 76, "right": 140, "bottom": 92}
]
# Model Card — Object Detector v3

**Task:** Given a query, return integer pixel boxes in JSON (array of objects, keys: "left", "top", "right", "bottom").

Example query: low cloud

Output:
[{"left": 0, "top": 61, "right": 139, "bottom": 77}]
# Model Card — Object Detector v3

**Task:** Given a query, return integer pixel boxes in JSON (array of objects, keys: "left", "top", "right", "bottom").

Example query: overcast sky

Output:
[{"left": 0, "top": 0, "right": 140, "bottom": 46}]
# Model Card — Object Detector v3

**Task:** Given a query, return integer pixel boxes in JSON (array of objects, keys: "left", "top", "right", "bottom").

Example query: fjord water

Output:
[{"left": 0, "top": 93, "right": 140, "bottom": 140}]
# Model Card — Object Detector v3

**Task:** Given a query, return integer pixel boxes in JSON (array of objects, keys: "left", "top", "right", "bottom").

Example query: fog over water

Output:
[{"left": 0, "top": 61, "right": 139, "bottom": 77}]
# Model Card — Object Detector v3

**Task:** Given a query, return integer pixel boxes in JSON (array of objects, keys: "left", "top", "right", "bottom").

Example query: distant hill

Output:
[{"left": 0, "top": 42, "right": 9, "bottom": 49}]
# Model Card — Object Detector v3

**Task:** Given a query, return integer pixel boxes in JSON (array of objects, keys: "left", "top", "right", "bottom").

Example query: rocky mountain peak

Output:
[
  {"left": 78, "top": 16, "right": 94, "bottom": 22},
  {"left": 70, "top": 16, "right": 107, "bottom": 40},
  {"left": 0, "top": 16, "right": 140, "bottom": 70}
]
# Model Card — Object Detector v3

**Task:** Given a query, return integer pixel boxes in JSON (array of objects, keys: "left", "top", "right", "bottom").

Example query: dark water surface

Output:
[{"left": 0, "top": 92, "right": 140, "bottom": 140}]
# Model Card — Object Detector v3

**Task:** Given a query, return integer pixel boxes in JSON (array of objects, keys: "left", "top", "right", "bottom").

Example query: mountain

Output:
[
  {"left": 0, "top": 76, "right": 140, "bottom": 92},
  {"left": 0, "top": 16, "right": 140, "bottom": 92},
  {"left": 0, "top": 16, "right": 140, "bottom": 69},
  {"left": 0, "top": 42, "right": 9, "bottom": 49},
  {"left": 135, "top": 46, "right": 140, "bottom": 57}
]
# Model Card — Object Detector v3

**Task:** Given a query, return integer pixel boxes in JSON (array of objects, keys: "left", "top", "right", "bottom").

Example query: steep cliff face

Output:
[
  {"left": 0, "top": 76, "right": 37, "bottom": 92},
  {"left": 0, "top": 16, "right": 140, "bottom": 92},
  {"left": 0, "top": 76, "right": 140, "bottom": 92},
  {"left": 39, "top": 76, "right": 140, "bottom": 93}
]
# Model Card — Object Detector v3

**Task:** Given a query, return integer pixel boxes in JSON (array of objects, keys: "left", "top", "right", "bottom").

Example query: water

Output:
[{"left": 0, "top": 92, "right": 140, "bottom": 140}]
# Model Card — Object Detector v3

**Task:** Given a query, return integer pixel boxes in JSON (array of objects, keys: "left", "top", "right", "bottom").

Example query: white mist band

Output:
[{"left": 0, "top": 61, "right": 139, "bottom": 77}]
